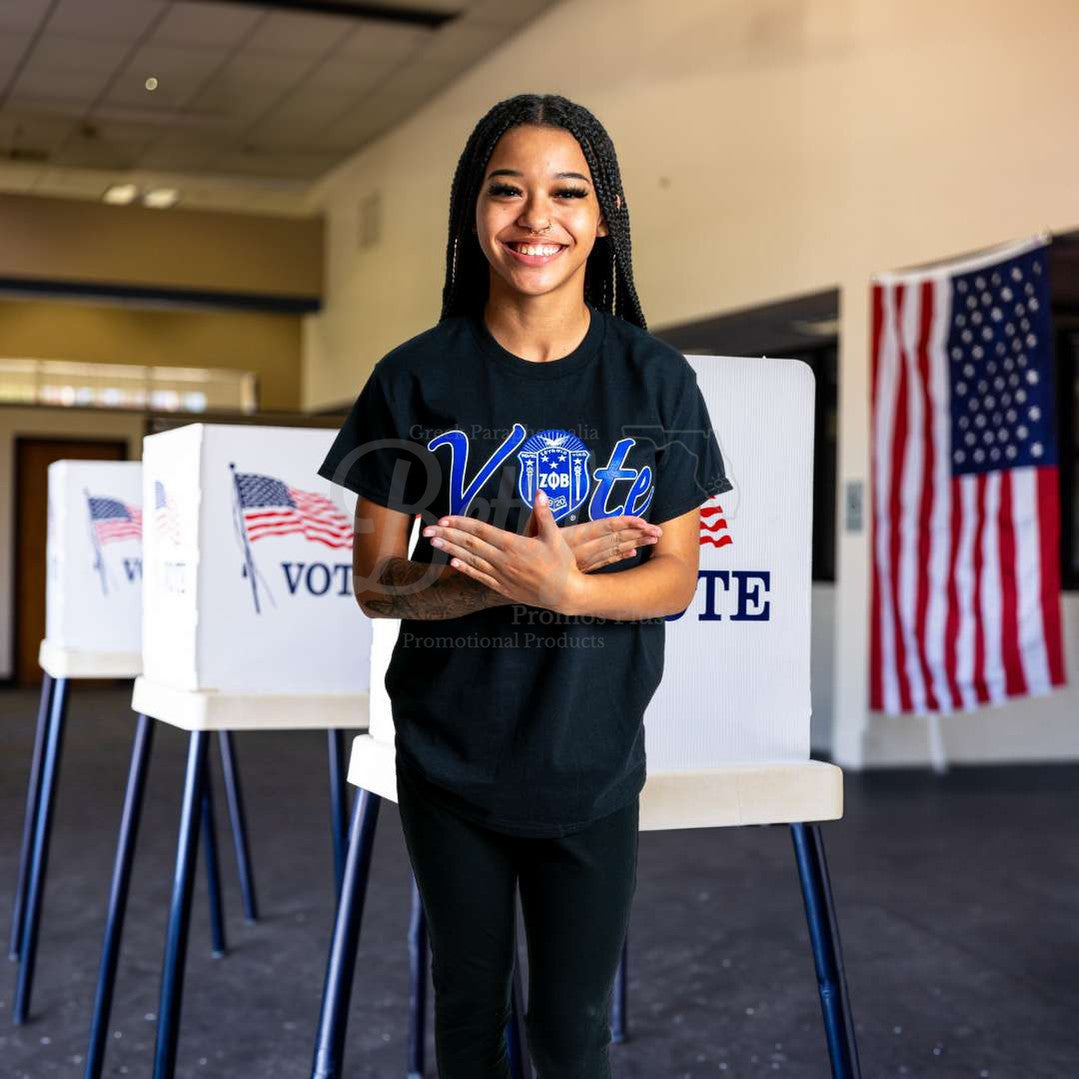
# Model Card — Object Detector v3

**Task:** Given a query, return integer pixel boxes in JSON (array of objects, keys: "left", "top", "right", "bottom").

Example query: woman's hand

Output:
[
  {"left": 422, "top": 490, "right": 586, "bottom": 613},
  {"left": 535, "top": 510, "right": 661, "bottom": 572}
]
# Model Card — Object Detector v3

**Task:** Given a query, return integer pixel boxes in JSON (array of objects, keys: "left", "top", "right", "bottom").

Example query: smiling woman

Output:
[{"left": 315, "top": 92, "right": 732, "bottom": 1079}]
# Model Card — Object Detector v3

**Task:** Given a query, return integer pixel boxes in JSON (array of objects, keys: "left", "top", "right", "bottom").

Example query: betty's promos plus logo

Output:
[
  {"left": 85, "top": 490, "right": 142, "bottom": 595},
  {"left": 230, "top": 466, "right": 354, "bottom": 614}
]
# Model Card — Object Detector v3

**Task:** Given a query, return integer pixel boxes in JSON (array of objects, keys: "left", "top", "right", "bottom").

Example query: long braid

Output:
[{"left": 439, "top": 94, "right": 647, "bottom": 332}]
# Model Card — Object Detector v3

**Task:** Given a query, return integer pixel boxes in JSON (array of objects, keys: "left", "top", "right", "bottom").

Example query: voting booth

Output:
[
  {"left": 40, "top": 459, "right": 143, "bottom": 678},
  {"left": 99, "top": 422, "right": 374, "bottom": 1079},
  {"left": 12, "top": 460, "right": 147, "bottom": 1025},
  {"left": 314, "top": 356, "right": 859, "bottom": 1079},
  {"left": 11, "top": 457, "right": 261, "bottom": 1046},
  {"left": 134, "top": 422, "right": 372, "bottom": 726}
]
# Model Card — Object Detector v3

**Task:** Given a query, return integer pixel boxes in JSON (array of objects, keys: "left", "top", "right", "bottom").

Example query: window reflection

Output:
[{"left": 0, "top": 358, "right": 255, "bottom": 413}]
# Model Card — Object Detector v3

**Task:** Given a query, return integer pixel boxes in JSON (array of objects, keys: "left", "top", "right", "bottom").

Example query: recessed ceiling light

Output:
[
  {"left": 103, "top": 183, "right": 138, "bottom": 205},
  {"left": 143, "top": 187, "right": 179, "bottom": 209},
  {"left": 145, "top": 76, "right": 158, "bottom": 91}
]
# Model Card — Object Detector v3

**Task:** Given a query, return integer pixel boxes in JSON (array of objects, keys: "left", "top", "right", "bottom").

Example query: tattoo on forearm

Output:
[{"left": 359, "top": 556, "right": 507, "bottom": 620}]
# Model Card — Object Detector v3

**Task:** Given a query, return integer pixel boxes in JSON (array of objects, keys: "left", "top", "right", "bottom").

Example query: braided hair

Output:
[{"left": 439, "top": 93, "right": 647, "bottom": 331}]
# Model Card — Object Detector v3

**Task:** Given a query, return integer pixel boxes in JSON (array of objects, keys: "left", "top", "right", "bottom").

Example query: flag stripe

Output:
[
  {"left": 913, "top": 280, "right": 939, "bottom": 710},
  {"left": 997, "top": 470, "right": 1027, "bottom": 697},
  {"left": 887, "top": 283, "right": 913, "bottom": 713}
]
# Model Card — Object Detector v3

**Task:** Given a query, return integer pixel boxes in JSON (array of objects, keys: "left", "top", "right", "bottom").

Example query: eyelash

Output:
[{"left": 487, "top": 183, "right": 589, "bottom": 200}]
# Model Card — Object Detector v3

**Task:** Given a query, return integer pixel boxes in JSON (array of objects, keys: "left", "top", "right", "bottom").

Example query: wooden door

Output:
[{"left": 14, "top": 438, "right": 127, "bottom": 686}]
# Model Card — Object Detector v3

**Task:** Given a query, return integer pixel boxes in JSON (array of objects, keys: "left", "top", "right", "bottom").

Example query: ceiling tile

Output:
[
  {"left": 182, "top": 78, "right": 286, "bottom": 130},
  {"left": 296, "top": 56, "right": 396, "bottom": 95},
  {"left": 0, "top": 113, "right": 74, "bottom": 157},
  {"left": 46, "top": 0, "right": 168, "bottom": 41},
  {"left": 462, "top": 0, "right": 554, "bottom": 28},
  {"left": 136, "top": 133, "right": 223, "bottom": 170},
  {"left": 245, "top": 10, "right": 357, "bottom": 57},
  {"left": 0, "top": 0, "right": 54, "bottom": 34},
  {"left": 221, "top": 50, "right": 318, "bottom": 88},
  {"left": 104, "top": 43, "right": 231, "bottom": 109},
  {"left": 151, "top": 1, "right": 263, "bottom": 48},
  {"left": 209, "top": 145, "right": 340, "bottom": 180},
  {"left": 409, "top": 17, "right": 504, "bottom": 68},
  {"left": 9, "top": 68, "right": 116, "bottom": 106},
  {"left": 17, "top": 34, "right": 132, "bottom": 75},
  {"left": 334, "top": 18, "right": 432, "bottom": 63},
  {"left": 50, "top": 138, "right": 143, "bottom": 170},
  {"left": 0, "top": 30, "right": 31, "bottom": 81}
]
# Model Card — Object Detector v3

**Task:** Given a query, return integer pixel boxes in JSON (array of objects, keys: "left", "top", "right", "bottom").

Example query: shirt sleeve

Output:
[
  {"left": 316, "top": 361, "right": 436, "bottom": 515},
  {"left": 647, "top": 357, "right": 733, "bottom": 525}
]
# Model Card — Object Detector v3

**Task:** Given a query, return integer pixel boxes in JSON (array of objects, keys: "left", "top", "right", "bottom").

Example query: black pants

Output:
[{"left": 396, "top": 766, "right": 640, "bottom": 1079}]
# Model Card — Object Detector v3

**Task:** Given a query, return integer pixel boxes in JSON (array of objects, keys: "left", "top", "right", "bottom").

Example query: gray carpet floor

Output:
[{"left": 1, "top": 685, "right": 1077, "bottom": 1078}]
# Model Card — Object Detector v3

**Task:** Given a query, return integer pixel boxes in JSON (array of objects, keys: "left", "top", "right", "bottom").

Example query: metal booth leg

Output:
[
  {"left": 406, "top": 876, "right": 427, "bottom": 1079},
  {"left": 310, "top": 787, "right": 382, "bottom": 1079},
  {"left": 505, "top": 936, "right": 531, "bottom": 1079},
  {"left": 13, "top": 674, "right": 70, "bottom": 1024},
  {"left": 200, "top": 778, "right": 227, "bottom": 959},
  {"left": 790, "top": 822, "right": 862, "bottom": 1079},
  {"left": 326, "top": 729, "right": 350, "bottom": 900},
  {"left": 217, "top": 731, "right": 259, "bottom": 922},
  {"left": 85, "top": 714, "right": 155, "bottom": 1079},
  {"left": 610, "top": 936, "right": 629, "bottom": 1043},
  {"left": 153, "top": 730, "right": 211, "bottom": 1079},
  {"left": 9, "top": 672, "right": 55, "bottom": 962}
]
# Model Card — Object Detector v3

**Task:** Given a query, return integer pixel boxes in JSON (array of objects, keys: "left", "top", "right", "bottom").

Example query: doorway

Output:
[{"left": 14, "top": 437, "right": 127, "bottom": 686}]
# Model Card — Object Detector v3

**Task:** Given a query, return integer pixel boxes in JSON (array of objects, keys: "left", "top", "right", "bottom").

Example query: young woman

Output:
[{"left": 319, "top": 93, "right": 732, "bottom": 1078}]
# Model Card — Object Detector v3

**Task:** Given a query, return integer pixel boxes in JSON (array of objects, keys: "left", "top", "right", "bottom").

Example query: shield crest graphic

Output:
[{"left": 517, "top": 429, "right": 591, "bottom": 522}]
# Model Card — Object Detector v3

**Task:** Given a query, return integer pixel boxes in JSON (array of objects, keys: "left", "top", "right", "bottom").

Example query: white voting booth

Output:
[
  {"left": 40, "top": 459, "right": 143, "bottom": 678},
  {"left": 133, "top": 423, "right": 372, "bottom": 729},
  {"left": 14, "top": 460, "right": 146, "bottom": 1027},
  {"left": 122, "top": 423, "right": 375, "bottom": 1079},
  {"left": 317, "top": 356, "right": 858, "bottom": 1079},
  {"left": 350, "top": 355, "right": 841, "bottom": 826}
]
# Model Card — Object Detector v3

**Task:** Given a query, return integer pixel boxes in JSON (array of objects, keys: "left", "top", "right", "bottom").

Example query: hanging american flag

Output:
[
  {"left": 234, "top": 471, "right": 352, "bottom": 549},
  {"left": 154, "top": 480, "right": 182, "bottom": 545},
  {"left": 88, "top": 496, "right": 142, "bottom": 545},
  {"left": 699, "top": 494, "right": 733, "bottom": 550},
  {"left": 869, "top": 234, "right": 1066, "bottom": 716}
]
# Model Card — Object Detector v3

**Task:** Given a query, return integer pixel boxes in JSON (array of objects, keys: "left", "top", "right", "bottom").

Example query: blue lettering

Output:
[
  {"left": 429, "top": 424, "right": 527, "bottom": 516},
  {"left": 282, "top": 562, "right": 353, "bottom": 597},
  {"left": 588, "top": 438, "right": 654, "bottom": 519},
  {"left": 731, "top": 571, "right": 770, "bottom": 621},
  {"left": 306, "top": 563, "right": 331, "bottom": 596},
  {"left": 283, "top": 562, "right": 304, "bottom": 594}
]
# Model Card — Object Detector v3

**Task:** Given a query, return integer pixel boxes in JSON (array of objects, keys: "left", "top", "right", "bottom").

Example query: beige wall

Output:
[
  {"left": 0, "top": 298, "right": 303, "bottom": 411},
  {"left": 303, "top": 0, "right": 1079, "bottom": 766},
  {"left": 0, "top": 192, "right": 321, "bottom": 300}
]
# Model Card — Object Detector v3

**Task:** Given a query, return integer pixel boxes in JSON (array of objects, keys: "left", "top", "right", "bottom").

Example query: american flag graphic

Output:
[
  {"left": 869, "top": 234, "right": 1066, "bottom": 716},
  {"left": 154, "top": 480, "right": 182, "bottom": 545},
  {"left": 88, "top": 496, "right": 142, "bottom": 545},
  {"left": 699, "top": 494, "right": 732, "bottom": 549},
  {"left": 234, "top": 472, "right": 352, "bottom": 549}
]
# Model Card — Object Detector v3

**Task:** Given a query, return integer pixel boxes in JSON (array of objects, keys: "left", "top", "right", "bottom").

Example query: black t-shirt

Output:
[{"left": 317, "top": 302, "right": 732, "bottom": 837}]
